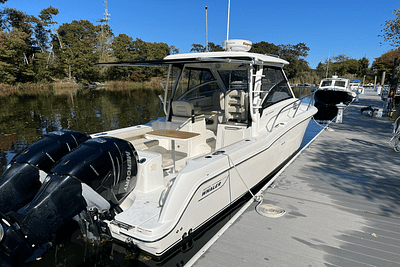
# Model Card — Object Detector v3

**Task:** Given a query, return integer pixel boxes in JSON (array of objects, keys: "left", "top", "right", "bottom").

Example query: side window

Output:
[{"left": 260, "top": 67, "right": 293, "bottom": 110}]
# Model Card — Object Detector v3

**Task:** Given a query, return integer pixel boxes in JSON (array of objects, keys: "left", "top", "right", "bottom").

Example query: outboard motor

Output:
[
  {"left": 0, "top": 137, "right": 138, "bottom": 266},
  {"left": 0, "top": 130, "right": 91, "bottom": 214}
]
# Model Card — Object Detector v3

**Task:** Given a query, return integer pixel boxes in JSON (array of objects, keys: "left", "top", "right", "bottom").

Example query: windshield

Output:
[
  {"left": 321, "top": 80, "right": 332, "bottom": 87},
  {"left": 334, "top": 81, "right": 346, "bottom": 88},
  {"left": 173, "top": 68, "right": 221, "bottom": 101}
]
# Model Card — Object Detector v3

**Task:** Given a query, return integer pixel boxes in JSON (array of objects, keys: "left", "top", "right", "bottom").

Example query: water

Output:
[
  {"left": 0, "top": 88, "right": 162, "bottom": 174},
  {"left": 0, "top": 88, "right": 322, "bottom": 266}
]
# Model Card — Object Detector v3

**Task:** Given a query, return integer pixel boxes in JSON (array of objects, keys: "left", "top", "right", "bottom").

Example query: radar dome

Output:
[{"left": 223, "top": 40, "right": 252, "bottom": 52}]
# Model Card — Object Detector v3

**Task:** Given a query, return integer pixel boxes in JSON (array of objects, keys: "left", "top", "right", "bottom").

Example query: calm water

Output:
[
  {"left": 0, "top": 87, "right": 318, "bottom": 266},
  {"left": 0, "top": 88, "right": 162, "bottom": 175}
]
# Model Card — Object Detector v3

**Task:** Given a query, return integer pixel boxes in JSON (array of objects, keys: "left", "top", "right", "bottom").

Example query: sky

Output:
[{"left": 3, "top": 0, "right": 400, "bottom": 69}]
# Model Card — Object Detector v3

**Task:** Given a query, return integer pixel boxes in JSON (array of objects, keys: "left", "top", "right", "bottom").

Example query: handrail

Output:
[{"left": 267, "top": 92, "right": 315, "bottom": 132}]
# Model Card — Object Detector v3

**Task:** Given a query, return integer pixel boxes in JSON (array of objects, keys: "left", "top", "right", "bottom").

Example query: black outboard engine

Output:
[
  {"left": 0, "top": 137, "right": 138, "bottom": 266},
  {"left": 0, "top": 130, "right": 91, "bottom": 214}
]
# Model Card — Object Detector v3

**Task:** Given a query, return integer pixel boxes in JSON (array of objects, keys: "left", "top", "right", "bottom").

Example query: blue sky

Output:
[{"left": 4, "top": 0, "right": 399, "bottom": 68}]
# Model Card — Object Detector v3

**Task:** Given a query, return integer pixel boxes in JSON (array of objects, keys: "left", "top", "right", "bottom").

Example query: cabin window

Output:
[
  {"left": 321, "top": 80, "right": 332, "bottom": 87},
  {"left": 334, "top": 81, "right": 346, "bottom": 88},
  {"left": 174, "top": 68, "right": 219, "bottom": 100},
  {"left": 219, "top": 70, "right": 248, "bottom": 91},
  {"left": 260, "top": 67, "right": 293, "bottom": 110}
]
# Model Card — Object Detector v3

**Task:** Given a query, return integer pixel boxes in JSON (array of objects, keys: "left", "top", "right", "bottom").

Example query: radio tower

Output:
[
  {"left": 97, "top": 0, "right": 111, "bottom": 63},
  {"left": 103, "top": 0, "right": 110, "bottom": 26}
]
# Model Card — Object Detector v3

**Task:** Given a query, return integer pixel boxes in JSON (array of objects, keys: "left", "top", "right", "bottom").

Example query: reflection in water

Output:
[{"left": 0, "top": 88, "right": 162, "bottom": 174}]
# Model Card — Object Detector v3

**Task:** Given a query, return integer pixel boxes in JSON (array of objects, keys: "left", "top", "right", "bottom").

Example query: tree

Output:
[
  {"left": 0, "top": 28, "right": 28, "bottom": 83},
  {"left": 250, "top": 41, "right": 279, "bottom": 55},
  {"left": 372, "top": 49, "right": 400, "bottom": 82},
  {"left": 107, "top": 35, "right": 169, "bottom": 81},
  {"left": 358, "top": 57, "right": 369, "bottom": 77},
  {"left": 53, "top": 20, "right": 101, "bottom": 82},
  {"left": 190, "top": 43, "right": 205, "bottom": 52},
  {"left": 278, "top": 43, "right": 310, "bottom": 79},
  {"left": 0, "top": 8, "right": 37, "bottom": 82},
  {"left": 0, "top": 6, "right": 61, "bottom": 83},
  {"left": 107, "top": 34, "right": 145, "bottom": 81},
  {"left": 208, "top": 42, "right": 223, "bottom": 51},
  {"left": 379, "top": 9, "right": 400, "bottom": 48},
  {"left": 170, "top": 45, "right": 179, "bottom": 55}
]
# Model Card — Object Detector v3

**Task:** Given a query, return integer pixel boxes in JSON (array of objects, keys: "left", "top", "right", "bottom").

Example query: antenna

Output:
[
  {"left": 205, "top": 6, "right": 208, "bottom": 52},
  {"left": 226, "top": 0, "right": 230, "bottom": 43},
  {"left": 97, "top": 0, "right": 111, "bottom": 63},
  {"left": 326, "top": 52, "right": 330, "bottom": 78},
  {"left": 103, "top": 0, "right": 110, "bottom": 26}
]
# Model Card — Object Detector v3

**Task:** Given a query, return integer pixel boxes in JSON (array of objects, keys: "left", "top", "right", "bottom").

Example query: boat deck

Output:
[{"left": 190, "top": 88, "right": 400, "bottom": 266}]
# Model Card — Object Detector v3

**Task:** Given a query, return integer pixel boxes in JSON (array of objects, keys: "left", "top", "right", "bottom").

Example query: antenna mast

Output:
[
  {"left": 226, "top": 0, "right": 230, "bottom": 43},
  {"left": 97, "top": 0, "right": 111, "bottom": 63},
  {"left": 103, "top": 0, "right": 110, "bottom": 26},
  {"left": 205, "top": 6, "right": 208, "bottom": 52}
]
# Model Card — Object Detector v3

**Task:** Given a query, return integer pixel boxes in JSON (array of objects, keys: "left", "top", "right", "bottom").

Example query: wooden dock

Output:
[{"left": 190, "top": 88, "right": 400, "bottom": 266}]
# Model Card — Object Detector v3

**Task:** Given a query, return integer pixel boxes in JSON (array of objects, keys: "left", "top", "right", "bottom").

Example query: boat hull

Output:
[
  {"left": 111, "top": 110, "right": 314, "bottom": 256},
  {"left": 314, "top": 89, "right": 353, "bottom": 120}
]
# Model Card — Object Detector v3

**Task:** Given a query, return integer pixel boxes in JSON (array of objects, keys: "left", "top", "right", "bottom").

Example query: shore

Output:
[{"left": 0, "top": 79, "right": 163, "bottom": 98}]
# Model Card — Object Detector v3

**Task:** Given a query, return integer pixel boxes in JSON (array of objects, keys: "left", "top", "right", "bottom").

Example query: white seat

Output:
[
  {"left": 224, "top": 90, "right": 248, "bottom": 122},
  {"left": 171, "top": 101, "right": 195, "bottom": 117}
]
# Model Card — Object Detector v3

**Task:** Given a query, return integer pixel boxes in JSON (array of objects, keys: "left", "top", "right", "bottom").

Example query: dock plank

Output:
[{"left": 192, "top": 89, "right": 400, "bottom": 267}]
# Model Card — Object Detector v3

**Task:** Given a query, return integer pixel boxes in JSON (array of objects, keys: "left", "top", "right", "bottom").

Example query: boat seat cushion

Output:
[
  {"left": 146, "top": 145, "right": 187, "bottom": 169},
  {"left": 224, "top": 89, "right": 248, "bottom": 122},
  {"left": 172, "top": 101, "right": 195, "bottom": 117}
]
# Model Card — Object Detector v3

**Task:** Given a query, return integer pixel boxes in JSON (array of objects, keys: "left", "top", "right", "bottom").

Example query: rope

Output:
[{"left": 223, "top": 153, "right": 262, "bottom": 203}]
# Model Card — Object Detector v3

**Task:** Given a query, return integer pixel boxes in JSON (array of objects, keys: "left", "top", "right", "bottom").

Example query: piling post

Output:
[
  {"left": 335, "top": 102, "right": 346, "bottom": 123},
  {"left": 388, "top": 58, "right": 400, "bottom": 119}
]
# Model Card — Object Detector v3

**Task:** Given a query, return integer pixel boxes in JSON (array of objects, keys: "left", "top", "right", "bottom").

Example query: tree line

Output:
[{"left": 0, "top": 1, "right": 398, "bottom": 86}]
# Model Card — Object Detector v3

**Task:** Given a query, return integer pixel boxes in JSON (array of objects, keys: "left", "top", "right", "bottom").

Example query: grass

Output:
[{"left": 0, "top": 78, "right": 164, "bottom": 98}]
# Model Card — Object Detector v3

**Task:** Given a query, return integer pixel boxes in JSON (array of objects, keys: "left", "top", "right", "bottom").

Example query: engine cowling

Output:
[
  {"left": 0, "top": 130, "right": 91, "bottom": 214},
  {"left": 50, "top": 136, "right": 139, "bottom": 208},
  {"left": 0, "top": 136, "right": 139, "bottom": 266}
]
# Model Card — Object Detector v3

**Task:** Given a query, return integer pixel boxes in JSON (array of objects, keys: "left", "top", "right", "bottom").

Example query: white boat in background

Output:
[
  {"left": 349, "top": 78, "right": 362, "bottom": 93},
  {"left": 0, "top": 40, "right": 317, "bottom": 264},
  {"left": 314, "top": 75, "right": 357, "bottom": 120}
]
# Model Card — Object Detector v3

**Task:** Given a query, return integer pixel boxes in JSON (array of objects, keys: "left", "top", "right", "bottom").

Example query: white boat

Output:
[
  {"left": 314, "top": 75, "right": 357, "bottom": 120},
  {"left": 0, "top": 40, "right": 317, "bottom": 264}
]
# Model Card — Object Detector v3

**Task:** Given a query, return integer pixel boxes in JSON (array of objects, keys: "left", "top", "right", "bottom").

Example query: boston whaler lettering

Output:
[{"left": 0, "top": 40, "right": 317, "bottom": 265}]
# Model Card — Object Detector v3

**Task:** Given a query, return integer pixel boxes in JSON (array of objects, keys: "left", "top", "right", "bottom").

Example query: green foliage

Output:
[
  {"left": 316, "top": 55, "right": 370, "bottom": 80},
  {"left": 372, "top": 49, "right": 400, "bottom": 82},
  {"left": 53, "top": 20, "right": 101, "bottom": 82},
  {"left": 250, "top": 41, "right": 279, "bottom": 55},
  {"left": 106, "top": 35, "right": 169, "bottom": 81},
  {"left": 190, "top": 42, "right": 223, "bottom": 52},
  {"left": 249, "top": 41, "right": 310, "bottom": 80},
  {"left": 0, "top": 29, "right": 27, "bottom": 83},
  {"left": 379, "top": 9, "right": 400, "bottom": 48}
]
